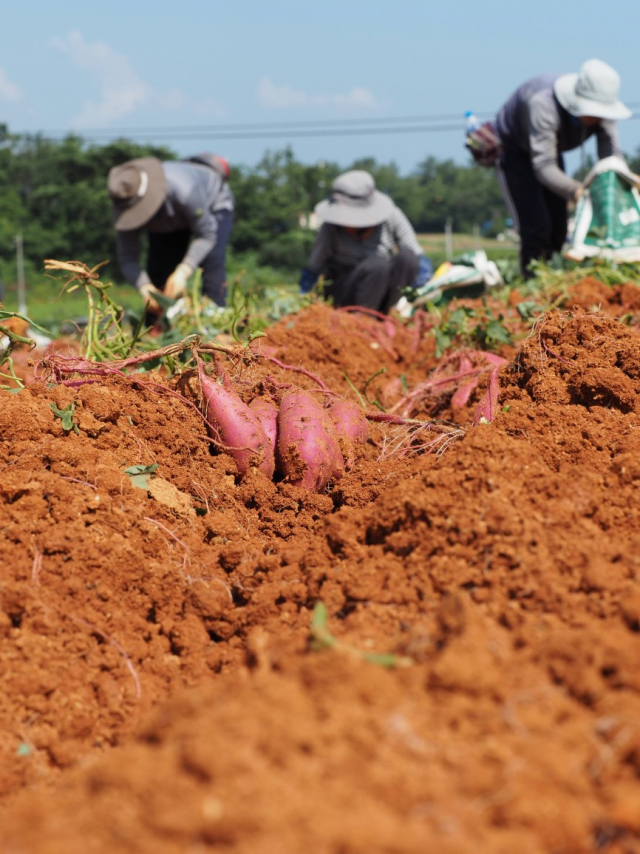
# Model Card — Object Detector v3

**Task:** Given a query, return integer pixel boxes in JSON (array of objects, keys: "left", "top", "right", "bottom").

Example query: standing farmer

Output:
[
  {"left": 493, "top": 59, "right": 632, "bottom": 277},
  {"left": 108, "top": 154, "right": 234, "bottom": 313},
  {"left": 299, "top": 170, "right": 432, "bottom": 313}
]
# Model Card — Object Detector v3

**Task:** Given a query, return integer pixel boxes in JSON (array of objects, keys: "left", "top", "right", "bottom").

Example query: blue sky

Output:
[{"left": 1, "top": 0, "right": 638, "bottom": 174}]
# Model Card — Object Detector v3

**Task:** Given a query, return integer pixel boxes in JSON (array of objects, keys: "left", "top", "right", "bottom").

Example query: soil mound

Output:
[{"left": 3, "top": 305, "right": 640, "bottom": 853}]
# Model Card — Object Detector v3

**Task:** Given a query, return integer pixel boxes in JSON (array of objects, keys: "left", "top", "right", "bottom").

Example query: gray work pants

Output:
[{"left": 326, "top": 248, "right": 418, "bottom": 314}]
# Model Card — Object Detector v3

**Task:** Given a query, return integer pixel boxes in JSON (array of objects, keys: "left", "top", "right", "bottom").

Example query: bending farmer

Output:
[
  {"left": 300, "top": 170, "right": 432, "bottom": 313},
  {"left": 494, "top": 59, "right": 632, "bottom": 277},
  {"left": 108, "top": 155, "right": 234, "bottom": 312}
]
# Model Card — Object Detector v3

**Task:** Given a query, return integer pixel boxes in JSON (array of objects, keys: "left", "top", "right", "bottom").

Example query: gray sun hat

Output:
[
  {"left": 108, "top": 157, "right": 168, "bottom": 231},
  {"left": 554, "top": 59, "right": 631, "bottom": 121},
  {"left": 314, "top": 170, "right": 394, "bottom": 228}
]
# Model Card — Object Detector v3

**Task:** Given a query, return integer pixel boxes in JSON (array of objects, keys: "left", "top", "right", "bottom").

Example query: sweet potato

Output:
[
  {"left": 276, "top": 390, "right": 343, "bottom": 492},
  {"left": 326, "top": 399, "right": 368, "bottom": 445},
  {"left": 199, "top": 364, "right": 275, "bottom": 478},
  {"left": 249, "top": 397, "right": 278, "bottom": 456}
]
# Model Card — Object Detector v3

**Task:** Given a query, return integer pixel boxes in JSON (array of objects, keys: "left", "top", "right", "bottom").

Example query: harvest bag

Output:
[
  {"left": 465, "top": 121, "right": 503, "bottom": 168},
  {"left": 567, "top": 156, "right": 640, "bottom": 262},
  {"left": 412, "top": 250, "right": 504, "bottom": 306}
]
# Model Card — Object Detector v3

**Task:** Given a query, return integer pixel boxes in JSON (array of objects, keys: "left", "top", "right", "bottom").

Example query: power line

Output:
[
  {"left": 25, "top": 102, "right": 640, "bottom": 141},
  {"left": 77, "top": 123, "right": 475, "bottom": 142},
  {"left": 43, "top": 112, "right": 490, "bottom": 135},
  {"left": 27, "top": 115, "right": 640, "bottom": 144}
]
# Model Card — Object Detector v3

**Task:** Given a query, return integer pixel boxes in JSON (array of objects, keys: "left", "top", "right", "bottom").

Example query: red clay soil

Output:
[{"left": 3, "top": 296, "right": 640, "bottom": 853}]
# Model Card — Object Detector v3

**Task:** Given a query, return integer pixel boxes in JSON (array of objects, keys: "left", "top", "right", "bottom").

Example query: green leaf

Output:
[
  {"left": 362, "top": 652, "right": 403, "bottom": 668},
  {"left": 516, "top": 300, "right": 540, "bottom": 320},
  {"left": 434, "top": 328, "right": 452, "bottom": 357},
  {"left": 50, "top": 402, "right": 80, "bottom": 434},
  {"left": 484, "top": 320, "right": 512, "bottom": 345},
  {"left": 124, "top": 462, "right": 158, "bottom": 490},
  {"left": 311, "top": 601, "right": 328, "bottom": 632},
  {"left": 309, "top": 601, "right": 336, "bottom": 650},
  {"left": 151, "top": 290, "right": 178, "bottom": 311}
]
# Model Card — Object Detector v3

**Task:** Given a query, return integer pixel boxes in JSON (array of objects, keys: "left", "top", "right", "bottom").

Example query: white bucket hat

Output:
[
  {"left": 314, "top": 170, "right": 394, "bottom": 227},
  {"left": 554, "top": 59, "right": 631, "bottom": 121}
]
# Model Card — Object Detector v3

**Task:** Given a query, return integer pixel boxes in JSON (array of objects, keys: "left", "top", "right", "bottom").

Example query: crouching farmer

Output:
[
  {"left": 108, "top": 154, "right": 234, "bottom": 315},
  {"left": 299, "top": 170, "right": 432, "bottom": 314}
]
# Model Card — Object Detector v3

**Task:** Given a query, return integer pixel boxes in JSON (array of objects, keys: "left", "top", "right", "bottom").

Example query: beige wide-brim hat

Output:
[
  {"left": 554, "top": 59, "right": 631, "bottom": 121},
  {"left": 108, "top": 157, "right": 167, "bottom": 231},
  {"left": 315, "top": 170, "right": 394, "bottom": 228}
]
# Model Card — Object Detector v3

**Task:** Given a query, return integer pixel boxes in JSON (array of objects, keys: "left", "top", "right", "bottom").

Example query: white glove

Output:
[
  {"left": 165, "top": 262, "right": 193, "bottom": 299},
  {"left": 394, "top": 295, "right": 413, "bottom": 319},
  {"left": 138, "top": 281, "right": 161, "bottom": 313}
]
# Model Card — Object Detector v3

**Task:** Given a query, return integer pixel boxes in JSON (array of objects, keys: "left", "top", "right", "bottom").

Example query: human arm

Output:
[
  {"left": 115, "top": 230, "right": 152, "bottom": 290},
  {"left": 596, "top": 120, "right": 624, "bottom": 160},
  {"left": 167, "top": 165, "right": 225, "bottom": 280},
  {"left": 528, "top": 96, "right": 581, "bottom": 200},
  {"left": 300, "top": 224, "right": 333, "bottom": 292},
  {"left": 388, "top": 206, "right": 423, "bottom": 256}
]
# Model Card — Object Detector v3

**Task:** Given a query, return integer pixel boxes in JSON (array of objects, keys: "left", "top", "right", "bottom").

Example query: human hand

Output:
[
  {"left": 574, "top": 184, "right": 584, "bottom": 204},
  {"left": 165, "top": 262, "right": 193, "bottom": 299},
  {"left": 394, "top": 296, "right": 413, "bottom": 319},
  {"left": 299, "top": 267, "right": 319, "bottom": 294},
  {"left": 139, "top": 281, "right": 162, "bottom": 314}
]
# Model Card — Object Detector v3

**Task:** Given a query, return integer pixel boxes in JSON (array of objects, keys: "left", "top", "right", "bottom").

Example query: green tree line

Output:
[{"left": 1, "top": 124, "right": 639, "bottom": 284}]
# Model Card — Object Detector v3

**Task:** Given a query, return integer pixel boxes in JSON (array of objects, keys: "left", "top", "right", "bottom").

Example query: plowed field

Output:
[{"left": 3, "top": 292, "right": 640, "bottom": 854}]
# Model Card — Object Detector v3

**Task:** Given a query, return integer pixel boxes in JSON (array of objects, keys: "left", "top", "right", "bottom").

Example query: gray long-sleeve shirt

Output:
[
  {"left": 495, "top": 74, "right": 622, "bottom": 199},
  {"left": 116, "top": 160, "right": 235, "bottom": 290},
  {"left": 306, "top": 205, "right": 422, "bottom": 275}
]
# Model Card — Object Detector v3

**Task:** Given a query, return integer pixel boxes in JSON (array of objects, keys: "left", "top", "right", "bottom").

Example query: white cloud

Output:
[
  {"left": 257, "top": 77, "right": 377, "bottom": 110},
  {"left": 155, "top": 87, "right": 186, "bottom": 111},
  {"left": 333, "top": 87, "right": 377, "bottom": 109},
  {"left": 257, "top": 78, "right": 307, "bottom": 109},
  {"left": 194, "top": 98, "right": 227, "bottom": 119},
  {"left": 0, "top": 68, "right": 23, "bottom": 102},
  {"left": 51, "top": 31, "right": 203, "bottom": 127},
  {"left": 51, "top": 31, "right": 150, "bottom": 126}
]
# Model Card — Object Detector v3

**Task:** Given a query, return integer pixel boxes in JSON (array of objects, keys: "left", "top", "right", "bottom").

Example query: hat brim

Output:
[
  {"left": 111, "top": 157, "right": 168, "bottom": 231},
  {"left": 554, "top": 73, "right": 632, "bottom": 121},
  {"left": 314, "top": 191, "right": 394, "bottom": 227}
]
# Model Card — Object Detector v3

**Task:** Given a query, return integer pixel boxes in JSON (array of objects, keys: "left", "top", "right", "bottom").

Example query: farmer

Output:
[
  {"left": 107, "top": 154, "right": 234, "bottom": 313},
  {"left": 299, "top": 170, "right": 432, "bottom": 313},
  {"left": 494, "top": 59, "right": 632, "bottom": 277}
]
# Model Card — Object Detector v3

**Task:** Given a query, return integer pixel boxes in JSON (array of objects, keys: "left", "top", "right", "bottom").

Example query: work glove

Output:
[
  {"left": 165, "top": 262, "right": 193, "bottom": 299},
  {"left": 394, "top": 296, "right": 413, "bottom": 319},
  {"left": 138, "top": 281, "right": 162, "bottom": 314},
  {"left": 299, "top": 267, "right": 319, "bottom": 294},
  {"left": 412, "top": 255, "right": 434, "bottom": 290}
]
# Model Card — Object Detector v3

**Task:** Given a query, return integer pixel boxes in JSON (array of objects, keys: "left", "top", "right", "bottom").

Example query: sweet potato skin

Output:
[
  {"left": 249, "top": 397, "right": 279, "bottom": 456},
  {"left": 199, "top": 368, "right": 275, "bottom": 478},
  {"left": 276, "top": 390, "right": 343, "bottom": 492},
  {"left": 326, "top": 399, "right": 369, "bottom": 445}
]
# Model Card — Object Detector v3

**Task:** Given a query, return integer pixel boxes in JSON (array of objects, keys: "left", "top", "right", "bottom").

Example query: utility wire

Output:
[
  {"left": 27, "top": 102, "right": 640, "bottom": 141},
  {"left": 33, "top": 116, "right": 640, "bottom": 144},
  {"left": 40, "top": 112, "right": 496, "bottom": 136}
]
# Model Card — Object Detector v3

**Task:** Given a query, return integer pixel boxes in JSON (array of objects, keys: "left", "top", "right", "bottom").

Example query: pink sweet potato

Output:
[
  {"left": 276, "top": 390, "right": 343, "bottom": 492},
  {"left": 249, "top": 397, "right": 278, "bottom": 456},
  {"left": 326, "top": 399, "right": 369, "bottom": 445},
  {"left": 199, "top": 364, "right": 275, "bottom": 478}
]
